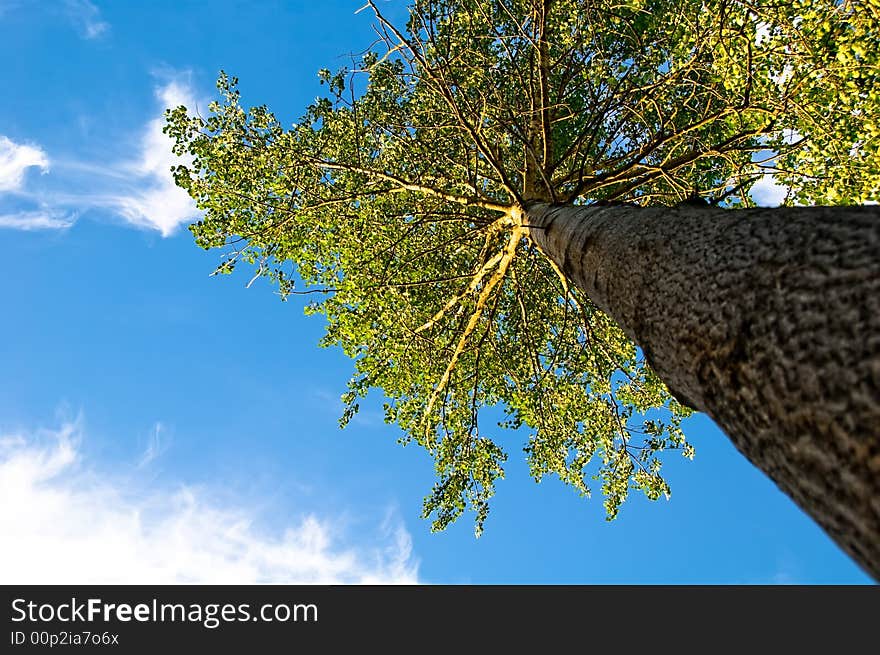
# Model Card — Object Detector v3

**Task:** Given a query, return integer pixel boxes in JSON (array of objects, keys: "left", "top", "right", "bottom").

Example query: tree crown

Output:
[{"left": 165, "top": 0, "right": 878, "bottom": 532}]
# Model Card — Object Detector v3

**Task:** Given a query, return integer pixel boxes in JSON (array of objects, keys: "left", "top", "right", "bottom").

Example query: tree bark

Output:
[{"left": 524, "top": 200, "right": 880, "bottom": 580}]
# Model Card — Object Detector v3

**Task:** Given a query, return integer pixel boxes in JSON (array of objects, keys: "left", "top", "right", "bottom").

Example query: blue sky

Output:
[{"left": 0, "top": 0, "right": 869, "bottom": 584}]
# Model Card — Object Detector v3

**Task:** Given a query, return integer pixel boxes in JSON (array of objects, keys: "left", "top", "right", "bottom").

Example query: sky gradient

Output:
[{"left": 0, "top": 0, "right": 870, "bottom": 584}]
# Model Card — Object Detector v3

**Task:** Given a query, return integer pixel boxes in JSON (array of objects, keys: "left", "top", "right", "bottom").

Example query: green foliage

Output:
[
  {"left": 164, "top": 0, "right": 875, "bottom": 533},
  {"left": 767, "top": 0, "right": 880, "bottom": 204}
]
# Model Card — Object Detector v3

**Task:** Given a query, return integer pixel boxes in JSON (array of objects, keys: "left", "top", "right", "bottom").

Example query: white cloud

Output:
[
  {"left": 0, "top": 419, "right": 419, "bottom": 584},
  {"left": 750, "top": 174, "right": 789, "bottom": 207},
  {"left": 0, "top": 135, "right": 49, "bottom": 192},
  {"left": 0, "top": 209, "right": 75, "bottom": 230},
  {"left": 137, "top": 421, "right": 168, "bottom": 468},
  {"left": 0, "top": 77, "right": 202, "bottom": 236},
  {"left": 107, "top": 79, "right": 200, "bottom": 236},
  {"left": 0, "top": 135, "right": 73, "bottom": 232},
  {"left": 64, "top": 0, "right": 109, "bottom": 39}
]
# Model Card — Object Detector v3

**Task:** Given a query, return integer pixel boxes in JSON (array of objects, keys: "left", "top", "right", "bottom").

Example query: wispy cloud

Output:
[
  {"left": 0, "top": 137, "right": 73, "bottom": 230},
  {"left": 63, "top": 0, "right": 109, "bottom": 39},
  {"left": 0, "top": 418, "right": 419, "bottom": 584},
  {"left": 137, "top": 421, "right": 168, "bottom": 468},
  {"left": 107, "top": 79, "right": 200, "bottom": 236},
  {"left": 743, "top": 557, "right": 801, "bottom": 584},
  {"left": 0, "top": 208, "right": 75, "bottom": 230},
  {"left": 0, "top": 135, "right": 49, "bottom": 193},
  {"left": 1, "top": 75, "right": 201, "bottom": 235}
]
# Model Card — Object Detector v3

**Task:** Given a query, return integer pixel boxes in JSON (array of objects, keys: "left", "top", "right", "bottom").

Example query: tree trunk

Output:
[{"left": 524, "top": 200, "right": 880, "bottom": 580}]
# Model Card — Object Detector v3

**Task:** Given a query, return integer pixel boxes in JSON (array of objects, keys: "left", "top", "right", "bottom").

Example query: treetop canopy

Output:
[{"left": 165, "top": 0, "right": 879, "bottom": 532}]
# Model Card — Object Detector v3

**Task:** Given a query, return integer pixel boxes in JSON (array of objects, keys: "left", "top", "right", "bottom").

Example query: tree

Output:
[{"left": 165, "top": 0, "right": 880, "bottom": 577}]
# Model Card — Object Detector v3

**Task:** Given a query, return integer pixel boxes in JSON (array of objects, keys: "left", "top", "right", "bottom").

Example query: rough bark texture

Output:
[{"left": 525, "top": 200, "right": 880, "bottom": 580}]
